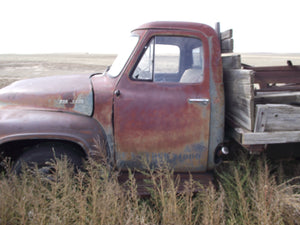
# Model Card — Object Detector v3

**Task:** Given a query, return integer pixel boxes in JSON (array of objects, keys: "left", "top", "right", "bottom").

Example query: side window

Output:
[
  {"left": 132, "top": 36, "right": 203, "bottom": 83},
  {"left": 154, "top": 43, "right": 180, "bottom": 82},
  {"left": 192, "top": 47, "right": 203, "bottom": 68},
  {"left": 154, "top": 45, "right": 179, "bottom": 73}
]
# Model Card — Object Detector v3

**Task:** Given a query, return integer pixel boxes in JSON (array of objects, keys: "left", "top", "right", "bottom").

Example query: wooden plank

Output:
[
  {"left": 258, "top": 104, "right": 300, "bottom": 132},
  {"left": 222, "top": 54, "right": 241, "bottom": 69},
  {"left": 255, "top": 92, "right": 300, "bottom": 105},
  {"left": 254, "top": 105, "right": 268, "bottom": 132},
  {"left": 221, "top": 29, "right": 233, "bottom": 40},
  {"left": 233, "top": 127, "right": 300, "bottom": 145},
  {"left": 256, "top": 91, "right": 300, "bottom": 96},
  {"left": 221, "top": 39, "right": 233, "bottom": 53},
  {"left": 253, "top": 65, "right": 300, "bottom": 88},
  {"left": 226, "top": 98, "right": 254, "bottom": 130},
  {"left": 224, "top": 69, "right": 255, "bottom": 130},
  {"left": 224, "top": 69, "right": 254, "bottom": 84},
  {"left": 255, "top": 85, "right": 300, "bottom": 93}
]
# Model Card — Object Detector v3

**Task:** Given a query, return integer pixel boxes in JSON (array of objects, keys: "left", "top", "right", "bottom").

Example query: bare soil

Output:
[
  {"left": 0, "top": 54, "right": 116, "bottom": 88},
  {"left": 241, "top": 53, "right": 300, "bottom": 66},
  {"left": 0, "top": 53, "right": 300, "bottom": 88}
]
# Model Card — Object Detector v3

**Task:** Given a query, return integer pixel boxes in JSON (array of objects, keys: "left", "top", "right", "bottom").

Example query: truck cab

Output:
[{"left": 93, "top": 21, "right": 225, "bottom": 172}]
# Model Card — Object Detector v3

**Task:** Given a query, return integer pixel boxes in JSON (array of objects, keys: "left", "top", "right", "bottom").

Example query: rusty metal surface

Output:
[
  {"left": 135, "top": 21, "right": 216, "bottom": 34},
  {"left": 91, "top": 73, "right": 119, "bottom": 162},
  {"left": 0, "top": 109, "right": 107, "bottom": 156},
  {"left": 0, "top": 74, "right": 93, "bottom": 116},
  {"left": 114, "top": 81, "right": 210, "bottom": 172},
  {"left": 112, "top": 22, "right": 224, "bottom": 172},
  {"left": 207, "top": 26, "right": 225, "bottom": 170},
  {"left": 0, "top": 73, "right": 111, "bottom": 158},
  {"left": 243, "top": 144, "right": 266, "bottom": 154}
]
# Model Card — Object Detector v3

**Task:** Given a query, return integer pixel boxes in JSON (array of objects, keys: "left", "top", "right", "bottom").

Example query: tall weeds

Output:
[
  {"left": 0, "top": 154, "right": 299, "bottom": 225},
  {"left": 218, "top": 155, "right": 300, "bottom": 225}
]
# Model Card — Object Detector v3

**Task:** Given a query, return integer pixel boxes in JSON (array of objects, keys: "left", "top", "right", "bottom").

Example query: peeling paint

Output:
[{"left": 0, "top": 74, "right": 94, "bottom": 116}]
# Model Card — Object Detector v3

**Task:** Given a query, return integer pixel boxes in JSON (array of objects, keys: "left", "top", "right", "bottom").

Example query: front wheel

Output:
[{"left": 13, "top": 142, "right": 85, "bottom": 175}]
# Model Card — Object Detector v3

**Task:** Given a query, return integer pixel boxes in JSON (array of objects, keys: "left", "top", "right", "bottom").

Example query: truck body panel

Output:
[
  {"left": 0, "top": 109, "right": 107, "bottom": 157},
  {"left": 112, "top": 22, "right": 224, "bottom": 171},
  {"left": 91, "top": 73, "right": 118, "bottom": 162},
  {"left": 0, "top": 74, "right": 93, "bottom": 116}
]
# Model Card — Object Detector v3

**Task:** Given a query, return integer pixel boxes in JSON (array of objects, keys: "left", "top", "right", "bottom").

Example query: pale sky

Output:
[{"left": 0, "top": 0, "right": 299, "bottom": 54}]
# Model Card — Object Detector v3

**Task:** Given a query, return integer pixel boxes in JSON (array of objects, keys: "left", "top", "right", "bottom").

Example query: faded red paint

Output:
[
  {"left": 0, "top": 109, "right": 106, "bottom": 156},
  {"left": 0, "top": 74, "right": 93, "bottom": 116},
  {"left": 92, "top": 74, "right": 116, "bottom": 130},
  {"left": 110, "top": 22, "right": 222, "bottom": 172}
]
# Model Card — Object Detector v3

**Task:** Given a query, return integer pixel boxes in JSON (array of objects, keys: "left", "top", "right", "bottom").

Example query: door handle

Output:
[{"left": 188, "top": 98, "right": 210, "bottom": 105}]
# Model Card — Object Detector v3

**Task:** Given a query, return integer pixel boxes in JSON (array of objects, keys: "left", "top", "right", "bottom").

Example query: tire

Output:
[{"left": 13, "top": 142, "right": 85, "bottom": 175}]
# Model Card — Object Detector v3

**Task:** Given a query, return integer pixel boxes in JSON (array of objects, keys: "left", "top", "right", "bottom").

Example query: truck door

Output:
[{"left": 113, "top": 35, "right": 210, "bottom": 172}]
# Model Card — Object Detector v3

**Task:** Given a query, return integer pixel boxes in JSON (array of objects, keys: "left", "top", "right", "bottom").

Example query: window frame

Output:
[{"left": 130, "top": 35, "right": 204, "bottom": 84}]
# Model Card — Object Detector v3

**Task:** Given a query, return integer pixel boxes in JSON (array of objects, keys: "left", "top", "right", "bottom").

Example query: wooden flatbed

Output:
[{"left": 223, "top": 54, "right": 300, "bottom": 153}]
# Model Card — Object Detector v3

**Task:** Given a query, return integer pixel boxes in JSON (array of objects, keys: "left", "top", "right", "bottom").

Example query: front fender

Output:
[{"left": 0, "top": 109, "right": 109, "bottom": 157}]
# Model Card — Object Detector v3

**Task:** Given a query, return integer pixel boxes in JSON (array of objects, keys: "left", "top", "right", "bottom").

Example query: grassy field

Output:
[
  {"left": 0, "top": 53, "right": 299, "bottom": 224},
  {"left": 0, "top": 155, "right": 299, "bottom": 224}
]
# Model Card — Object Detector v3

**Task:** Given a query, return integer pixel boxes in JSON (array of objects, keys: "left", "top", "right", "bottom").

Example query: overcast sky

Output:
[{"left": 0, "top": 0, "right": 299, "bottom": 54}]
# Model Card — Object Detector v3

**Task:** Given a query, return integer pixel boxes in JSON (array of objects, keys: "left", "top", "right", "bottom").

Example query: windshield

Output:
[{"left": 108, "top": 35, "right": 139, "bottom": 77}]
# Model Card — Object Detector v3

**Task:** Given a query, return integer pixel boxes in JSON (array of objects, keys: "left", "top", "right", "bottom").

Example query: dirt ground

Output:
[
  {"left": 241, "top": 53, "right": 300, "bottom": 66},
  {"left": 0, "top": 54, "right": 116, "bottom": 88},
  {"left": 0, "top": 53, "right": 300, "bottom": 88}
]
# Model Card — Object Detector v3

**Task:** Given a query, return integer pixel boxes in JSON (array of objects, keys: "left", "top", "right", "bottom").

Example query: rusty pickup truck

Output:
[{"left": 0, "top": 21, "right": 300, "bottom": 175}]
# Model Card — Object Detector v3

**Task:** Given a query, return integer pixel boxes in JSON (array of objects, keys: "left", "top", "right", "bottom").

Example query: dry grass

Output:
[
  {"left": 0, "top": 155, "right": 299, "bottom": 225},
  {"left": 218, "top": 155, "right": 300, "bottom": 225}
]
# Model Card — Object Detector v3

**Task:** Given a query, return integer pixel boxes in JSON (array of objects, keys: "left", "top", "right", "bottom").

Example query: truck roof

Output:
[{"left": 133, "top": 21, "right": 214, "bottom": 33}]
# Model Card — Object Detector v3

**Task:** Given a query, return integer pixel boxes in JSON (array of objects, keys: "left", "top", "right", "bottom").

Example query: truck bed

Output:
[{"left": 223, "top": 55, "right": 300, "bottom": 153}]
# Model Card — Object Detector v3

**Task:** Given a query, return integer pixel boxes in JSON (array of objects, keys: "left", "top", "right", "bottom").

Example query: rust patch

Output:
[{"left": 0, "top": 74, "right": 93, "bottom": 116}]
